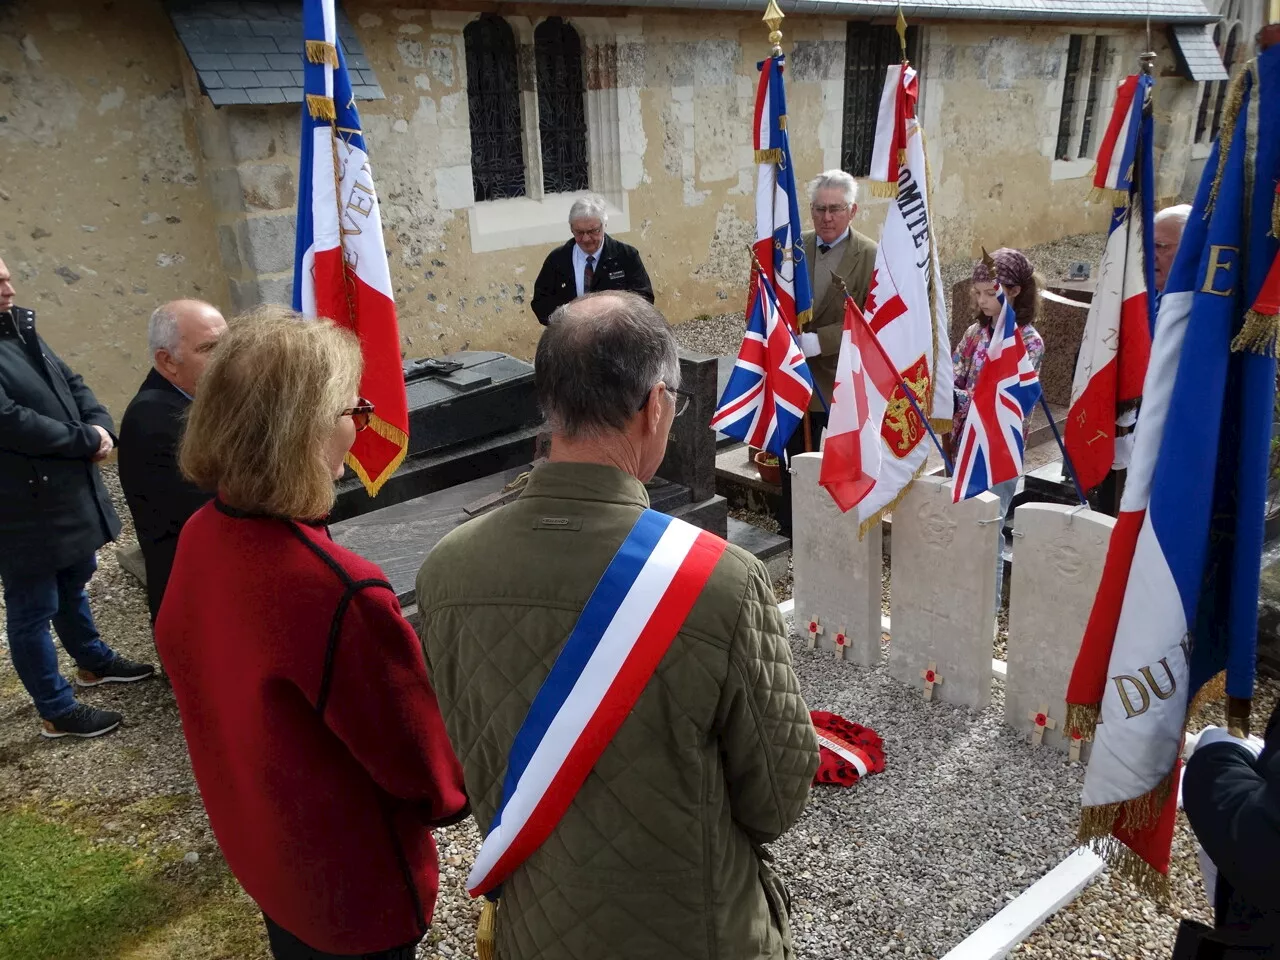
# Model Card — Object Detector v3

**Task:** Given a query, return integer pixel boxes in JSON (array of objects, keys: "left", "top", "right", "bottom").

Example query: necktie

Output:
[
  {"left": 818, "top": 243, "right": 831, "bottom": 255},
  {"left": 584, "top": 255, "right": 595, "bottom": 293}
]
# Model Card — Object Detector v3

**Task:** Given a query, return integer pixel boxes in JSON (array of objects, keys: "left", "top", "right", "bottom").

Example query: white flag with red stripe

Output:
[{"left": 820, "top": 298, "right": 899, "bottom": 511}]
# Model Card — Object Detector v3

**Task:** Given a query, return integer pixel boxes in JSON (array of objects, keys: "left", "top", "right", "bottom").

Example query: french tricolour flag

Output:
[
  {"left": 950, "top": 280, "right": 1041, "bottom": 503},
  {"left": 467, "top": 510, "right": 726, "bottom": 897},
  {"left": 1067, "top": 47, "right": 1277, "bottom": 886},
  {"left": 294, "top": 0, "right": 408, "bottom": 496},
  {"left": 1066, "top": 73, "right": 1155, "bottom": 494},
  {"left": 751, "top": 53, "right": 812, "bottom": 334}
]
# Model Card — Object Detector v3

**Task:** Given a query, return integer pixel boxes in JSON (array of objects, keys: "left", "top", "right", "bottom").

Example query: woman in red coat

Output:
[{"left": 156, "top": 307, "right": 468, "bottom": 960}]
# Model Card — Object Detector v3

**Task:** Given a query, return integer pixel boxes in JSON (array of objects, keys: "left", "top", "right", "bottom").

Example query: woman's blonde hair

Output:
[{"left": 180, "top": 305, "right": 363, "bottom": 520}]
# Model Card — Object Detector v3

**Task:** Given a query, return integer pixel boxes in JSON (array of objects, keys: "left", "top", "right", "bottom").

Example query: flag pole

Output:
[
  {"left": 834, "top": 279, "right": 953, "bottom": 474},
  {"left": 1037, "top": 394, "right": 1089, "bottom": 505}
]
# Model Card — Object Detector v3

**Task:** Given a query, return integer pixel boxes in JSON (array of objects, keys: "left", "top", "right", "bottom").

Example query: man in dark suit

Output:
[
  {"left": 119, "top": 299, "right": 226, "bottom": 623},
  {"left": 531, "top": 195, "right": 654, "bottom": 324},
  {"left": 0, "top": 256, "right": 155, "bottom": 739},
  {"left": 778, "top": 170, "right": 878, "bottom": 539}
]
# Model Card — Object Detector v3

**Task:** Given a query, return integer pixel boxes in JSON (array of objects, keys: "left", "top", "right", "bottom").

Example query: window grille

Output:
[
  {"left": 1055, "top": 35, "right": 1084, "bottom": 161},
  {"left": 1077, "top": 37, "right": 1108, "bottom": 159},
  {"left": 534, "top": 18, "right": 590, "bottom": 195},
  {"left": 464, "top": 14, "right": 526, "bottom": 202},
  {"left": 840, "top": 22, "right": 919, "bottom": 178}
]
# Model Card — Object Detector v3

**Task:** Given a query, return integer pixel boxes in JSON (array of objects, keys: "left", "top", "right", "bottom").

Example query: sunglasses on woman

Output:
[{"left": 340, "top": 397, "right": 375, "bottom": 432}]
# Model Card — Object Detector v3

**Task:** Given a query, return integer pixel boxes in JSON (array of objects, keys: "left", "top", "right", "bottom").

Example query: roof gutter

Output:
[{"left": 509, "top": 0, "right": 1218, "bottom": 24}]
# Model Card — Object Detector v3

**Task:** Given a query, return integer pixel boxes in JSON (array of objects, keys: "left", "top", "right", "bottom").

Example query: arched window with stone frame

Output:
[
  {"left": 534, "top": 17, "right": 590, "bottom": 196},
  {"left": 1194, "top": 0, "right": 1259, "bottom": 147},
  {"left": 463, "top": 13, "right": 526, "bottom": 202}
]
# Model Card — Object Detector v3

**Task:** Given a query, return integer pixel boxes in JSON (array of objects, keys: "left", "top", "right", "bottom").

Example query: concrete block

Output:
[
  {"left": 228, "top": 276, "right": 261, "bottom": 312},
  {"left": 257, "top": 276, "right": 293, "bottom": 305},
  {"left": 888, "top": 476, "right": 1000, "bottom": 711},
  {"left": 237, "top": 214, "right": 296, "bottom": 275},
  {"left": 1006, "top": 504, "right": 1114, "bottom": 754},
  {"left": 791, "top": 452, "right": 882, "bottom": 666},
  {"left": 217, "top": 224, "right": 242, "bottom": 272},
  {"left": 239, "top": 163, "right": 296, "bottom": 211},
  {"left": 227, "top": 109, "right": 277, "bottom": 162}
]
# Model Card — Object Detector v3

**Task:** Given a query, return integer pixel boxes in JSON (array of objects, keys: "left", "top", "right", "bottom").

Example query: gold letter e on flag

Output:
[{"left": 1201, "top": 245, "right": 1239, "bottom": 297}]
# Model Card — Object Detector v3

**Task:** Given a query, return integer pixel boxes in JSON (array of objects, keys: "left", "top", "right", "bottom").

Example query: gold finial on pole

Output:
[
  {"left": 762, "top": 0, "right": 785, "bottom": 55},
  {"left": 896, "top": 5, "right": 908, "bottom": 61}
]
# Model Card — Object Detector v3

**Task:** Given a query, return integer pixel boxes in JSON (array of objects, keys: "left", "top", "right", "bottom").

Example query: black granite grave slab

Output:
[
  {"left": 402, "top": 351, "right": 540, "bottom": 457},
  {"left": 331, "top": 425, "right": 539, "bottom": 523},
  {"left": 657, "top": 351, "right": 718, "bottom": 502},
  {"left": 331, "top": 464, "right": 702, "bottom": 604}
]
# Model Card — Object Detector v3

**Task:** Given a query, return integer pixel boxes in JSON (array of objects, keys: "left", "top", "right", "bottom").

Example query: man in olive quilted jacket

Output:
[{"left": 418, "top": 291, "right": 819, "bottom": 960}]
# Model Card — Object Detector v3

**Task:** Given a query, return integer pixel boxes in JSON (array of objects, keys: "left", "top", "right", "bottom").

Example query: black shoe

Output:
[
  {"left": 75, "top": 656, "right": 156, "bottom": 688},
  {"left": 41, "top": 704, "right": 123, "bottom": 739}
]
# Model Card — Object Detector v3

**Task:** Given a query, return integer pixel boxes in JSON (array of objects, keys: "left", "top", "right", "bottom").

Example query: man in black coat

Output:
[
  {"left": 1183, "top": 701, "right": 1280, "bottom": 956},
  {"left": 0, "top": 257, "right": 154, "bottom": 739},
  {"left": 530, "top": 195, "right": 654, "bottom": 325},
  {"left": 119, "top": 300, "right": 225, "bottom": 623}
]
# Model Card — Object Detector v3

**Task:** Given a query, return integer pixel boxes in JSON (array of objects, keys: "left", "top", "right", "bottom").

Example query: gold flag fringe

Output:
[
  {"left": 930, "top": 417, "right": 952, "bottom": 433},
  {"left": 343, "top": 414, "right": 409, "bottom": 498},
  {"left": 1079, "top": 766, "right": 1176, "bottom": 844},
  {"left": 1190, "top": 670, "right": 1228, "bottom": 718},
  {"left": 306, "top": 39, "right": 339, "bottom": 67},
  {"left": 1065, "top": 702, "right": 1099, "bottom": 741},
  {"left": 1089, "top": 186, "right": 1130, "bottom": 208},
  {"left": 306, "top": 94, "right": 336, "bottom": 121},
  {"left": 1086, "top": 836, "right": 1173, "bottom": 900},
  {"left": 867, "top": 180, "right": 899, "bottom": 199},
  {"left": 475, "top": 900, "right": 497, "bottom": 960},
  {"left": 857, "top": 453, "right": 930, "bottom": 540},
  {"left": 1230, "top": 310, "right": 1280, "bottom": 355},
  {"left": 1206, "top": 68, "right": 1249, "bottom": 217},
  {"left": 754, "top": 148, "right": 783, "bottom": 164}
]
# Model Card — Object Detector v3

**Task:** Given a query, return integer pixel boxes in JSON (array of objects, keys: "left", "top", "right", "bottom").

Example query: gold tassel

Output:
[
  {"left": 1088, "top": 186, "right": 1129, "bottom": 208},
  {"left": 929, "top": 417, "right": 953, "bottom": 433},
  {"left": 306, "top": 94, "right": 336, "bottom": 121},
  {"left": 1231, "top": 310, "right": 1280, "bottom": 355},
  {"left": 1189, "top": 670, "right": 1227, "bottom": 718},
  {"left": 306, "top": 39, "right": 339, "bottom": 67},
  {"left": 476, "top": 900, "right": 498, "bottom": 960},
  {"left": 342, "top": 415, "right": 408, "bottom": 497},
  {"left": 1065, "top": 702, "right": 1100, "bottom": 742},
  {"left": 754, "top": 148, "right": 783, "bottom": 165},
  {"left": 867, "top": 180, "right": 899, "bottom": 199},
  {"left": 1206, "top": 69, "right": 1249, "bottom": 216},
  {"left": 1087, "top": 836, "right": 1173, "bottom": 900}
]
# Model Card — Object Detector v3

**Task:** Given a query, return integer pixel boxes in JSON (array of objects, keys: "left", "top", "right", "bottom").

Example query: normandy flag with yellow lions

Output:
[
  {"left": 842, "top": 57, "right": 952, "bottom": 531},
  {"left": 1065, "top": 39, "right": 1278, "bottom": 890},
  {"left": 293, "top": 0, "right": 409, "bottom": 496}
]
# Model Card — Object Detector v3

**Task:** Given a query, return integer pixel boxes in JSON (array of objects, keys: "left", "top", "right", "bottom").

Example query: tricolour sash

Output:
[{"left": 467, "top": 508, "right": 727, "bottom": 898}]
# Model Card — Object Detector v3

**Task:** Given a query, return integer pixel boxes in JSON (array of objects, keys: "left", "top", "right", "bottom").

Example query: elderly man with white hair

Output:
[
  {"left": 777, "top": 170, "right": 879, "bottom": 539},
  {"left": 530, "top": 194, "right": 654, "bottom": 324},
  {"left": 1153, "top": 203, "right": 1192, "bottom": 299},
  {"left": 119, "top": 299, "right": 226, "bottom": 622}
]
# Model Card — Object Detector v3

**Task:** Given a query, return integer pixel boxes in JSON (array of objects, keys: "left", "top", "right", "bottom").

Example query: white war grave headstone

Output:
[
  {"left": 1006, "top": 502, "right": 1115, "bottom": 756},
  {"left": 791, "top": 452, "right": 882, "bottom": 664},
  {"left": 888, "top": 475, "right": 1000, "bottom": 710}
]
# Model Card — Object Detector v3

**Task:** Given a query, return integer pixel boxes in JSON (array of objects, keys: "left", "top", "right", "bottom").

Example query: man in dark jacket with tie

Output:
[
  {"left": 530, "top": 195, "right": 654, "bottom": 324},
  {"left": 119, "top": 300, "right": 226, "bottom": 623},
  {"left": 0, "top": 256, "right": 155, "bottom": 739}
]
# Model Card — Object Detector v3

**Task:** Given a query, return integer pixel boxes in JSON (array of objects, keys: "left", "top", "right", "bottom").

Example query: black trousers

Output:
[
  {"left": 263, "top": 916, "right": 421, "bottom": 960},
  {"left": 777, "top": 411, "right": 829, "bottom": 540}
]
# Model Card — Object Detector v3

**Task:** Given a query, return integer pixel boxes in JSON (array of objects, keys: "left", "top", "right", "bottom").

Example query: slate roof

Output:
[
  {"left": 532, "top": 0, "right": 1218, "bottom": 21},
  {"left": 165, "top": 1, "right": 383, "bottom": 108},
  {"left": 1169, "top": 24, "right": 1231, "bottom": 81}
]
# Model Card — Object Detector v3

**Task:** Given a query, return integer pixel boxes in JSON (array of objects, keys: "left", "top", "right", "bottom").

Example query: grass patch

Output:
[
  {"left": 124, "top": 795, "right": 191, "bottom": 819},
  {"left": 0, "top": 811, "right": 265, "bottom": 960}
]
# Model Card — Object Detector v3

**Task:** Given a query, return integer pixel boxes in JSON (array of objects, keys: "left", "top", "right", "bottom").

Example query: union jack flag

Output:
[
  {"left": 951, "top": 282, "right": 1042, "bottom": 503},
  {"left": 710, "top": 274, "right": 813, "bottom": 457}
]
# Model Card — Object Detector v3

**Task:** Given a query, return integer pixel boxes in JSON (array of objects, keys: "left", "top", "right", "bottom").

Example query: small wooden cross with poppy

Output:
[
  {"left": 1028, "top": 703, "right": 1058, "bottom": 747},
  {"left": 920, "top": 662, "right": 943, "bottom": 701},
  {"left": 833, "top": 628, "right": 850, "bottom": 661},
  {"left": 806, "top": 617, "right": 824, "bottom": 650}
]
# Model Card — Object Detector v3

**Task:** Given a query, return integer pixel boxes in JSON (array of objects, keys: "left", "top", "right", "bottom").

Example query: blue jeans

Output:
[
  {"left": 2, "top": 555, "right": 116, "bottom": 719},
  {"left": 992, "top": 478, "right": 1018, "bottom": 607}
]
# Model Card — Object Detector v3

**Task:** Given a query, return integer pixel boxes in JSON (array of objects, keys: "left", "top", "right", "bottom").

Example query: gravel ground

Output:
[{"left": 2, "top": 466, "right": 1275, "bottom": 960}]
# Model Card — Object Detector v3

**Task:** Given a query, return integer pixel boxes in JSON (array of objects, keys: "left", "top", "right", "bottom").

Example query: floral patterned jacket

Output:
[{"left": 951, "top": 320, "right": 1045, "bottom": 439}]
